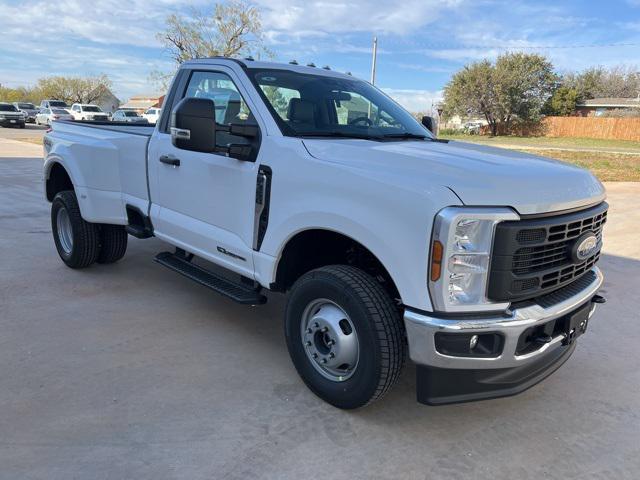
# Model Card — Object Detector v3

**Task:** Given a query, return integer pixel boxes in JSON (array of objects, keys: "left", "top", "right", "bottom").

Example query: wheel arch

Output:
[
  {"left": 273, "top": 228, "right": 401, "bottom": 303},
  {"left": 45, "top": 160, "right": 75, "bottom": 202}
]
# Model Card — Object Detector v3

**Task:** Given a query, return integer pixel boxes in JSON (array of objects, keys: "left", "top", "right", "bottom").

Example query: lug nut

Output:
[
  {"left": 328, "top": 339, "right": 335, "bottom": 345},
  {"left": 321, "top": 327, "right": 328, "bottom": 333},
  {"left": 312, "top": 353, "right": 318, "bottom": 359},
  {"left": 321, "top": 359, "right": 327, "bottom": 364},
  {"left": 306, "top": 328, "right": 313, "bottom": 334},
  {"left": 313, "top": 322, "right": 319, "bottom": 328},
  {"left": 329, "top": 352, "right": 335, "bottom": 358},
  {"left": 305, "top": 341, "right": 312, "bottom": 346}
]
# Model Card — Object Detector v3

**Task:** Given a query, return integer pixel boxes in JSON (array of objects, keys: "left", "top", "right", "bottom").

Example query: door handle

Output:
[{"left": 159, "top": 154, "right": 180, "bottom": 167}]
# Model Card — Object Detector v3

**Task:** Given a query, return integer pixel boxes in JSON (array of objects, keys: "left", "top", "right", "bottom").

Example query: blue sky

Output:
[{"left": 1, "top": 0, "right": 639, "bottom": 111}]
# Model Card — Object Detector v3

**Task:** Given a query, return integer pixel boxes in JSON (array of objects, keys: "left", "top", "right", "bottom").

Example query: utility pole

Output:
[
  {"left": 370, "top": 36, "right": 378, "bottom": 85},
  {"left": 368, "top": 36, "right": 378, "bottom": 120}
]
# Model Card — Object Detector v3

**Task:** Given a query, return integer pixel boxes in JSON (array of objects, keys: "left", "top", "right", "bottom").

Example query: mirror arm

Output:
[
  {"left": 214, "top": 144, "right": 253, "bottom": 161},
  {"left": 216, "top": 122, "right": 259, "bottom": 138}
]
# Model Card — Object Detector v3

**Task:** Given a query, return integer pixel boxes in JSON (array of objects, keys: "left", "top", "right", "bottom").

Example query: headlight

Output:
[{"left": 429, "top": 207, "right": 519, "bottom": 312}]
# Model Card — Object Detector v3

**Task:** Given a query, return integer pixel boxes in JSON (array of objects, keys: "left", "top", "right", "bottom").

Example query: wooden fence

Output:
[{"left": 541, "top": 116, "right": 640, "bottom": 142}]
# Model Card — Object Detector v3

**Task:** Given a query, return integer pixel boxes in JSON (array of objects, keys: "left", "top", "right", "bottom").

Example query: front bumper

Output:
[
  {"left": 404, "top": 267, "right": 603, "bottom": 404},
  {"left": 0, "top": 117, "right": 25, "bottom": 126}
]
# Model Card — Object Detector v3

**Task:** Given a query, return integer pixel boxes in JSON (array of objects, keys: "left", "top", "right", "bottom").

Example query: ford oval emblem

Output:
[{"left": 572, "top": 232, "right": 599, "bottom": 262}]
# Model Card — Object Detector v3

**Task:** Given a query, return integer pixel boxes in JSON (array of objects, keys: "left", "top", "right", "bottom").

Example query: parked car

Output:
[
  {"left": 40, "top": 99, "right": 69, "bottom": 110},
  {"left": 43, "top": 58, "right": 607, "bottom": 409},
  {"left": 112, "top": 109, "right": 148, "bottom": 123},
  {"left": 0, "top": 102, "right": 25, "bottom": 128},
  {"left": 35, "top": 107, "right": 74, "bottom": 125},
  {"left": 462, "top": 121, "right": 484, "bottom": 134},
  {"left": 143, "top": 107, "right": 161, "bottom": 124},
  {"left": 13, "top": 102, "right": 39, "bottom": 123},
  {"left": 69, "top": 104, "right": 110, "bottom": 122}
]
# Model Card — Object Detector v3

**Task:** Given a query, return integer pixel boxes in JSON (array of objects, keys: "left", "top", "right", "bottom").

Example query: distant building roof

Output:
[
  {"left": 120, "top": 94, "right": 165, "bottom": 110},
  {"left": 578, "top": 97, "right": 640, "bottom": 108}
]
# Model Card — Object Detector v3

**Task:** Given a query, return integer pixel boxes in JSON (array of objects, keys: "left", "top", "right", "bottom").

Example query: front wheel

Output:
[
  {"left": 51, "top": 191, "right": 100, "bottom": 268},
  {"left": 285, "top": 265, "right": 406, "bottom": 409}
]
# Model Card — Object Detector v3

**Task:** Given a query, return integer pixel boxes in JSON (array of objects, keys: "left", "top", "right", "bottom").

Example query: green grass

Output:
[
  {"left": 439, "top": 134, "right": 640, "bottom": 151},
  {"left": 514, "top": 149, "right": 640, "bottom": 182}
]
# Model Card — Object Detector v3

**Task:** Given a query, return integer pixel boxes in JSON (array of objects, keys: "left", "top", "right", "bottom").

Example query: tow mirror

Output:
[
  {"left": 171, "top": 97, "right": 217, "bottom": 152},
  {"left": 421, "top": 115, "right": 435, "bottom": 134},
  {"left": 171, "top": 98, "right": 258, "bottom": 161}
]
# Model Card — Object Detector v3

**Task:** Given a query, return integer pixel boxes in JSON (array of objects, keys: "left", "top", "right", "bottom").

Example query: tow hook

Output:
[{"left": 592, "top": 294, "right": 606, "bottom": 304}]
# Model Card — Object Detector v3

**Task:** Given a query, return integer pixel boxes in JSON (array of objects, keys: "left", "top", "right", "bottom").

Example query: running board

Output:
[{"left": 154, "top": 251, "right": 267, "bottom": 305}]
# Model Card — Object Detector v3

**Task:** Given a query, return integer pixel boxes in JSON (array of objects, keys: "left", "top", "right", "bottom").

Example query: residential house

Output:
[{"left": 575, "top": 97, "right": 640, "bottom": 117}]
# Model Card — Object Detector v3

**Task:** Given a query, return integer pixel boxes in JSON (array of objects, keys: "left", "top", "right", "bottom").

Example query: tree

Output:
[
  {"left": 157, "top": 0, "right": 271, "bottom": 65},
  {"left": 563, "top": 66, "right": 640, "bottom": 99},
  {"left": 34, "top": 75, "right": 112, "bottom": 104},
  {"left": 546, "top": 86, "right": 580, "bottom": 116},
  {"left": 443, "top": 53, "right": 557, "bottom": 135}
]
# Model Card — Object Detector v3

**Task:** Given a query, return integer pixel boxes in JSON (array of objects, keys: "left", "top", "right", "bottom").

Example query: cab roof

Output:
[{"left": 183, "top": 57, "right": 355, "bottom": 80}]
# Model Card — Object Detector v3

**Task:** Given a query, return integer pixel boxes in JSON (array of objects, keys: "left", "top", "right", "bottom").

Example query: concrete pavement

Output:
[
  {"left": 1, "top": 141, "right": 639, "bottom": 480},
  {"left": 0, "top": 123, "right": 47, "bottom": 141}
]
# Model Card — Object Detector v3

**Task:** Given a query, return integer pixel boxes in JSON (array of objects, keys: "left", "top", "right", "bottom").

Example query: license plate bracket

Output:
[{"left": 562, "top": 302, "right": 591, "bottom": 345}]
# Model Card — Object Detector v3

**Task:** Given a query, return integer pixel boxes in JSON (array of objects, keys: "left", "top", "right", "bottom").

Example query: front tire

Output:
[
  {"left": 285, "top": 265, "right": 406, "bottom": 409},
  {"left": 51, "top": 191, "right": 99, "bottom": 268}
]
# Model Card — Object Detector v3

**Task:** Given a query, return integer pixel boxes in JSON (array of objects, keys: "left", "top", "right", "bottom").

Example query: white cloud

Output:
[
  {"left": 382, "top": 88, "right": 443, "bottom": 113},
  {"left": 255, "top": 0, "right": 465, "bottom": 37}
]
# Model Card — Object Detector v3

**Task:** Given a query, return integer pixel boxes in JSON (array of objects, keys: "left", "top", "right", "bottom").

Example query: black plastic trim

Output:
[
  {"left": 416, "top": 341, "right": 577, "bottom": 405},
  {"left": 56, "top": 120, "right": 153, "bottom": 136},
  {"left": 254, "top": 165, "right": 272, "bottom": 251}
]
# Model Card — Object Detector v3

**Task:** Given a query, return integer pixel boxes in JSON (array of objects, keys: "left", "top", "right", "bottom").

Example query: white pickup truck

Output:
[{"left": 43, "top": 58, "right": 607, "bottom": 409}]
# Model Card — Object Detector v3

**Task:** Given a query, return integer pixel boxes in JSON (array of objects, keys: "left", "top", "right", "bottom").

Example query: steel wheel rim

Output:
[
  {"left": 301, "top": 299, "right": 359, "bottom": 382},
  {"left": 56, "top": 206, "right": 73, "bottom": 254}
]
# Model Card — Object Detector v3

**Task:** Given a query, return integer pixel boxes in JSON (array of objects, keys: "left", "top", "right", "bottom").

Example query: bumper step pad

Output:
[{"left": 154, "top": 251, "right": 267, "bottom": 305}]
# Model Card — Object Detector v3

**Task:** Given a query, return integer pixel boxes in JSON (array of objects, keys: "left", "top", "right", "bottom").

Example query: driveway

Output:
[{"left": 1, "top": 139, "right": 639, "bottom": 479}]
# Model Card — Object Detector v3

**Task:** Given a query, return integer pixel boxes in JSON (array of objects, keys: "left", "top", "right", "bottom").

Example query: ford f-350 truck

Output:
[{"left": 43, "top": 58, "right": 607, "bottom": 409}]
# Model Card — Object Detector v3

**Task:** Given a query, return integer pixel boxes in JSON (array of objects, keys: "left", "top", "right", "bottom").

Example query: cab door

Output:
[{"left": 148, "top": 67, "right": 262, "bottom": 278}]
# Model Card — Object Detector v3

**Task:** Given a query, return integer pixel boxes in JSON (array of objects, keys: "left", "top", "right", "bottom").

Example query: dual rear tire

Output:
[{"left": 51, "top": 190, "right": 128, "bottom": 268}]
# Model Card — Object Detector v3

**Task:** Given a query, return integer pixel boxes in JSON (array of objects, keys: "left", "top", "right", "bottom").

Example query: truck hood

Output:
[{"left": 302, "top": 139, "right": 605, "bottom": 215}]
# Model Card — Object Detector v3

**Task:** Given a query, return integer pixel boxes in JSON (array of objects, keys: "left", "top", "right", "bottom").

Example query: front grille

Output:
[{"left": 488, "top": 202, "right": 607, "bottom": 302}]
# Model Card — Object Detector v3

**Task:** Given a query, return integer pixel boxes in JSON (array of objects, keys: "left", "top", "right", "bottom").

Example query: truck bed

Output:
[{"left": 45, "top": 120, "right": 155, "bottom": 225}]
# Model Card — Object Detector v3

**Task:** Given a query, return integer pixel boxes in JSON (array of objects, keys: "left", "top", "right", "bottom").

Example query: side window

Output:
[{"left": 184, "top": 71, "right": 252, "bottom": 126}]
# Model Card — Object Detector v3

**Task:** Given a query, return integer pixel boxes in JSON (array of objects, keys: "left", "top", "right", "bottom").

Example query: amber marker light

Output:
[{"left": 430, "top": 240, "right": 443, "bottom": 282}]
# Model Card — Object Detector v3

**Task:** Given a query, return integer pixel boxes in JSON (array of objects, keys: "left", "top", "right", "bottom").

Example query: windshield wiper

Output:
[
  {"left": 296, "top": 131, "right": 382, "bottom": 141},
  {"left": 380, "top": 132, "right": 427, "bottom": 140}
]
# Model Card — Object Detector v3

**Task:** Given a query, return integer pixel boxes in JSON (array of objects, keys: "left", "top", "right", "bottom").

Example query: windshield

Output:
[
  {"left": 52, "top": 108, "right": 69, "bottom": 114},
  {"left": 250, "top": 68, "right": 431, "bottom": 140},
  {"left": 123, "top": 111, "right": 139, "bottom": 117},
  {"left": 18, "top": 103, "right": 35, "bottom": 109},
  {"left": 49, "top": 101, "right": 68, "bottom": 107},
  {"left": 0, "top": 104, "right": 18, "bottom": 111},
  {"left": 83, "top": 106, "right": 102, "bottom": 112}
]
